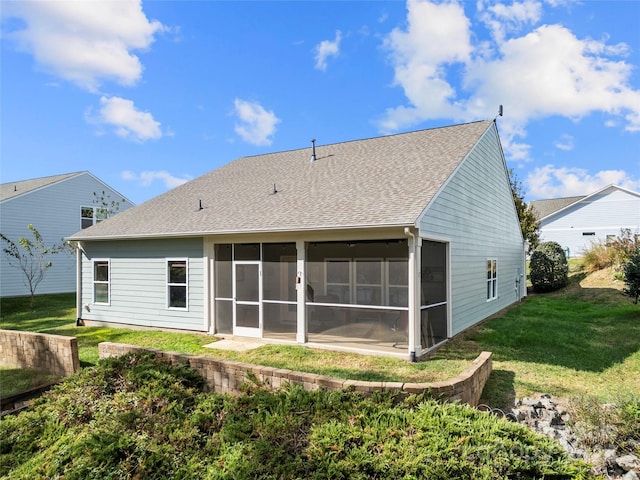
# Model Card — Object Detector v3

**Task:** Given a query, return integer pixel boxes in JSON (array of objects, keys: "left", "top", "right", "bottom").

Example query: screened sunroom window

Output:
[{"left": 307, "top": 240, "right": 409, "bottom": 346}]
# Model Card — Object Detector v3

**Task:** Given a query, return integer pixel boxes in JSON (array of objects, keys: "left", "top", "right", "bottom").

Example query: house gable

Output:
[
  {"left": 418, "top": 122, "right": 524, "bottom": 335},
  {"left": 0, "top": 172, "right": 134, "bottom": 297}
]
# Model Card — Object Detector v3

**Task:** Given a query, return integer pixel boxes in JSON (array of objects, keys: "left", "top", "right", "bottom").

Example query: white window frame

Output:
[
  {"left": 167, "top": 258, "right": 189, "bottom": 310},
  {"left": 81, "top": 206, "right": 95, "bottom": 229},
  {"left": 81, "top": 206, "right": 108, "bottom": 229},
  {"left": 487, "top": 258, "right": 498, "bottom": 301},
  {"left": 93, "top": 258, "right": 110, "bottom": 305}
]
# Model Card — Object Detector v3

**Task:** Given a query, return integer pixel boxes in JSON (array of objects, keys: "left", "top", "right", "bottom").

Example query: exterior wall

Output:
[
  {"left": 99, "top": 342, "right": 492, "bottom": 406},
  {"left": 539, "top": 187, "right": 640, "bottom": 258},
  {"left": 79, "top": 237, "right": 205, "bottom": 331},
  {"left": 418, "top": 123, "right": 525, "bottom": 337},
  {"left": 0, "top": 329, "right": 80, "bottom": 376},
  {"left": 0, "top": 173, "right": 134, "bottom": 297}
]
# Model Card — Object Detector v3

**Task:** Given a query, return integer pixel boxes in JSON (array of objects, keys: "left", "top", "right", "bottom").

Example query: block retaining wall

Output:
[
  {"left": 99, "top": 342, "right": 492, "bottom": 406},
  {"left": 0, "top": 329, "right": 80, "bottom": 376}
]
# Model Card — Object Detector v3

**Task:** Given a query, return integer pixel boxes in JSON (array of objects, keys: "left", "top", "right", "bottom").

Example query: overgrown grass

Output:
[
  {"left": 2, "top": 262, "right": 638, "bottom": 409},
  {"left": 0, "top": 351, "right": 594, "bottom": 479}
]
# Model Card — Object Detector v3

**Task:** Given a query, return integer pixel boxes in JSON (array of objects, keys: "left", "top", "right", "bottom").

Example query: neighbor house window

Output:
[
  {"left": 93, "top": 259, "right": 110, "bottom": 304},
  {"left": 81, "top": 206, "right": 108, "bottom": 229},
  {"left": 487, "top": 259, "right": 497, "bottom": 301},
  {"left": 81, "top": 207, "right": 94, "bottom": 229},
  {"left": 167, "top": 259, "right": 188, "bottom": 309}
]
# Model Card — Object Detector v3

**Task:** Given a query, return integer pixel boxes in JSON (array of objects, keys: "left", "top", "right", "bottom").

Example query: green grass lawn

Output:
[{"left": 1, "top": 265, "right": 638, "bottom": 408}]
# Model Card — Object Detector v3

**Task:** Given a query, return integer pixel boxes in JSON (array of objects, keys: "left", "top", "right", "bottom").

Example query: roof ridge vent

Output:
[{"left": 310, "top": 138, "right": 316, "bottom": 162}]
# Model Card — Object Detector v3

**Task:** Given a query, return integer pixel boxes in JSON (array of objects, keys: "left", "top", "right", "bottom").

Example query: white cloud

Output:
[
  {"left": 314, "top": 30, "right": 342, "bottom": 71},
  {"left": 526, "top": 164, "right": 640, "bottom": 198},
  {"left": 478, "top": 0, "right": 542, "bottom": 43},
  {"left": 553, "top": 134, "right": 574, "bottom": 151},
  {"left": 2, "top": 0, "right": 164, "bottom": 92},
  {"left": 233, "top": 99, "right": 280, "bottom": 146},
  {"left": 380, "top": 0, "right": 471, "bottom": 131},
  {"left": 380, "top": 0, "right": 640, "bottom": 160},
  {"left": 89, "top": 96, "right": 162, "bottom": 142},
  {"left": 121, "top": 170, "right": 191, "bottom": 190}
]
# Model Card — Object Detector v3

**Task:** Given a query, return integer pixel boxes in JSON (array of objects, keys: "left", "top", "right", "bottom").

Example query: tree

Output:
[
  {"left": 1, "top": 224, "right": 63, "bottom": 306},
  {"left": 623, "top": 245, "right": 640, "bottom": 304},
  {"left": 530, "top": 241, "right": 569, "bottom": 293},
  {"left": 93, "top": 190, "right": 124, "bottom": 221},
  {"left": 509, "top": 168, "right": 540, "bottom": 254}
]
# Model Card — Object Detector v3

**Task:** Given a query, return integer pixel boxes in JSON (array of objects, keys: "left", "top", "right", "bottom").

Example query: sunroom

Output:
[{"left": 211, "top": 237, "right": 448, "bottom": 359}]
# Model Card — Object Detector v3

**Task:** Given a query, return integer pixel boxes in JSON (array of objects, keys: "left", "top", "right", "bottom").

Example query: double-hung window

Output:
[
  {"left": 167, "top": 259, "right": 188, "bottom": 309},
  {"left": 81, "top": 207, "right": 94, "bottom": 229},
  {"left": 93, "top": 259, "right": 110, "bottom": 304},
  {"left": 81, "top": 206, "right": 108, "bottom": 229},
  {"left": 487, "top": 259, "right": 497, "bottom": 301}
]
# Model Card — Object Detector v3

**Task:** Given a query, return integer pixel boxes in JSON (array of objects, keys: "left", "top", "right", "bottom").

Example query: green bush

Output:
[
  {"left": 0, "top": 351, "right": 594, "bottom": 479},
  {"left": 623, "top": 245, "right": 640, "bottom": 304},
  {"left": 530, "top": 241, "right": 569, "bottom": 293}
]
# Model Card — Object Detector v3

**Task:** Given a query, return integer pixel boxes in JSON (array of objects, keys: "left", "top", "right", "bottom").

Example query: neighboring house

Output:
[
  {"left": 0, "top": 172, "right": 134, "bottom": 297},
  {"left": 531, "top": 185, "right": 640, "bottom": 258},
  {"left": 69, "top": 120, "right": 526, "bottom": 360}
]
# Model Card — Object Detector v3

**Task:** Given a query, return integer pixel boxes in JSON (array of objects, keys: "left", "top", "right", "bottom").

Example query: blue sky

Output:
[{"left": 2, "top": 0, "right": 639, "bottom": 204}]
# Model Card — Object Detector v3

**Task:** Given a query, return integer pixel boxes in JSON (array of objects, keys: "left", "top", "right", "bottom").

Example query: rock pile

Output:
[{"left": 504, "top": 395, "right": 639, "bottom": 479}]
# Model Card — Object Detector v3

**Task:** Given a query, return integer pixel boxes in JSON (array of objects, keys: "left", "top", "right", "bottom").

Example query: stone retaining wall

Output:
[
  {"left": 99, "top": 342, "right": 492, "bottom": 406},
  {"left": 0, "top": 329, "right": 80, "bottom": 376}
]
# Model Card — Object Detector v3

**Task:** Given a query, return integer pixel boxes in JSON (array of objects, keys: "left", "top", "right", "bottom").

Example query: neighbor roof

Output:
[
  {"left": 1, "top": 172, "right": 84, "bottom": 202},
  {"left": 70, "top": 120, "right": 495, "bottom": 240},
  {"left": 530, "top": 184, "right": 640, "bottom": 221},
  {"left": 530, "top": 196, "right": 585, "bottom": 220}
]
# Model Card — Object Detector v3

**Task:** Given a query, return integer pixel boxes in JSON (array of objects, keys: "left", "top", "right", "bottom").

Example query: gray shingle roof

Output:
[
  {"left": 69, "top": 120, "right": 494, "bottom": 240},
  {"left": 1, "top": 172, "right": 84, "bottom": 202},
  {"left": 530, "top": 196, "right": 585, "bottom": 220}
]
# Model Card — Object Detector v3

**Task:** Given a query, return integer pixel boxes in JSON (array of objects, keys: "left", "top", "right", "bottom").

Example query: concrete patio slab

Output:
[{"left": 204, "top": 339, "right": 265, "bottom": 352}]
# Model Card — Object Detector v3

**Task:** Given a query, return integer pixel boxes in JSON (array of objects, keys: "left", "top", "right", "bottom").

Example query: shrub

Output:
[
  {"left": 582, "top": 242, "right": 615, "bottom": 272},
  {"left": 1, "top": 351, "right": 594, "bottom": 479},
  {"left": 582, "top": 228, "right": 640, "bottom": 274},
  {"left": 568, "top": 394, "right": 640, "bottom": 456},
  {"left": 623, "top": 245, "right": 640, "bottom": 304},
  {"left": 530, "top": 241, "right": 569, "bottom": 293}
]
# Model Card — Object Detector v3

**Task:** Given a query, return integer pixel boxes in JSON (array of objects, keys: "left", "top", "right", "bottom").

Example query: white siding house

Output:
[
  {"left": 0, "top": 172, "right": 134, "bottom": 297},
  {"left": 69, "top": 121, "right": 525, "bottom": 360},
  {"left": 531, "top": 185, "right": 640, "bottom": 258}
]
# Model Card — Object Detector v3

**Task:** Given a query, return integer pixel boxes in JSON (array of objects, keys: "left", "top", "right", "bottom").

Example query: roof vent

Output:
[{"left": 310, "top": 138, "right": 316, "bottom": 162}]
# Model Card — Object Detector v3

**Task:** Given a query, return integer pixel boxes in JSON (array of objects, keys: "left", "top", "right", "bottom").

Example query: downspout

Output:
[
  {"left": 404, "top": 227, "right": 417, "bottom": 362},
  {"left": 75, "top": 242, "right": 83, "bottom": 326}
]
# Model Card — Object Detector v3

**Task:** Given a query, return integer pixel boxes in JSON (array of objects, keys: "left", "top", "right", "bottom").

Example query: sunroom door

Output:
[{"left": 234, "top": 261, "right": 262, "bottom": 338}]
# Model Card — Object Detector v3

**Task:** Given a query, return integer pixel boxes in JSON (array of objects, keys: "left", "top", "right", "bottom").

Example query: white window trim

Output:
[
  {"left": 167, "top": 258, "right": 189, "bottom": 310},
  {"left": 92, "top": 258, "right": 110, "bottom": 305},
  {"left": 487, "top": 258, "right": 498, "bottom": 301},
  {"left": 81, "top": 206, "right": 95, "bottom": 229}
]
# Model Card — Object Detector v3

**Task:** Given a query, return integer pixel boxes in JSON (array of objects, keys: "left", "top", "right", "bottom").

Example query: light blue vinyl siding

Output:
[
  {"left": 419, "top": 123, "right": 524, "bottom": 336},
  {"left": 79, "top": 238, "right": 205, "bottom": 331},
  {"left": 539, "top": 187, "right": 640, "bottom": 258},
  {"left": 0, "top": 173, "right": 133, "bottom": 297}
]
